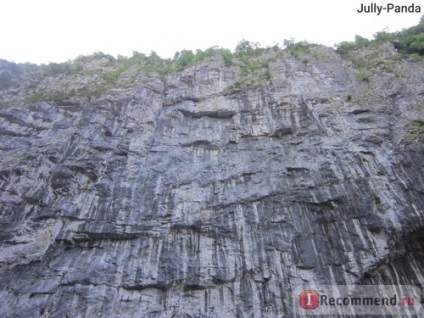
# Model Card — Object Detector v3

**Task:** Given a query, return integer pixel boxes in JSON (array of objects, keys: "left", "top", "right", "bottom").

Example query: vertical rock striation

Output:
[{"left": 0, "top": 45, "right": 423, "bottom": 317}]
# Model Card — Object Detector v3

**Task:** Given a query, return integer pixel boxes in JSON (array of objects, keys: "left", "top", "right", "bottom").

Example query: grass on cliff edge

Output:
[
  {"left": 1, "top": 15, "right": 423, "bottom": 104},
  {"left": 336, "top": 15, "right": 424, "bottom": 57}
]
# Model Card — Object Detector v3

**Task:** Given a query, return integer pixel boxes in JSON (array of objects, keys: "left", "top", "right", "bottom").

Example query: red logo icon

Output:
[{"left": 300, "top": 290, "right": 320, "bottom": 309}]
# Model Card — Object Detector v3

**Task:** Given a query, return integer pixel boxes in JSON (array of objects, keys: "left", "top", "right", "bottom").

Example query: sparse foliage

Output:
[
  {"left": 235, "top": 39, "right": 261, "bottom": 56},
  {"left": 336, "top": 15, "right": 424, "bottom": 57},
  {"left": 355, "top": 70, "right": 370, "bottom": 82},
  {"left": 283, "top": 39, "right": 311, "bottom": 54}
]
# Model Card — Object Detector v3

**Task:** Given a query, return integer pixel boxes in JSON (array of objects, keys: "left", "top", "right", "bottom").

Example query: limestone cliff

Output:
[{"left": 0, "top": 43, "right": 423, "bottom": 317}]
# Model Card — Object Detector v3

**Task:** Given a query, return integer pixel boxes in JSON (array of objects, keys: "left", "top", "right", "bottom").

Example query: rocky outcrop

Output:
[{"left": 0, "top": 45, "right": 423, "bottom": 317}]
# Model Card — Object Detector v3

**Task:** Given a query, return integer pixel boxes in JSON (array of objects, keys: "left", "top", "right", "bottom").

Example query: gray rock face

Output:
[{"left": 0, "top": 45, "right": 423, "bottom": 317}]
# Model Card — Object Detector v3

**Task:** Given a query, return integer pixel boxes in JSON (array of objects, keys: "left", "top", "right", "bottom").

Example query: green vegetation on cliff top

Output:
[
  {"left": 336, "top": 15, "right": 424, "bottom": 57},
  {"left": 0, "top": 16, "right": 423, "bottom": 104}
]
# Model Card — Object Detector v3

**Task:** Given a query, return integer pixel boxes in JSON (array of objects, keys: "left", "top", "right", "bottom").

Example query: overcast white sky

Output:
[{"left": 1, "top": 0, "right": 422, "bottom": 64}]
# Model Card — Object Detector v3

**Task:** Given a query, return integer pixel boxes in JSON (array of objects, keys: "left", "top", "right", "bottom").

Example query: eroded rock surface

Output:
[{"left": 0, "top": 45, "right": 423, "bottom": 317}]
